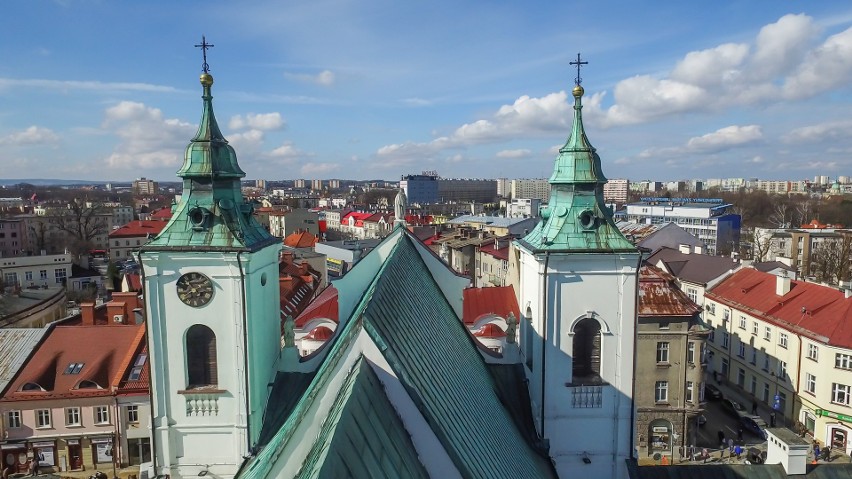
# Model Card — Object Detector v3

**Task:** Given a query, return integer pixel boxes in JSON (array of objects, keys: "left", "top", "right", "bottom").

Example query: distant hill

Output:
[{"left": 0, "top": 179, "right": 112, "bottom": 187}]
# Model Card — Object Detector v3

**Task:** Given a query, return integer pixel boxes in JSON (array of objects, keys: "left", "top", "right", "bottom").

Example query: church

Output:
[{"left": 141, "top": 46, "right": 639, "bottom": 479}]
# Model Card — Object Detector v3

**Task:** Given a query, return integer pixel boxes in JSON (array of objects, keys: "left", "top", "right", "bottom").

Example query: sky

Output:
[{"left": 2, "top": 1, "right": 852, "bottom": 183}]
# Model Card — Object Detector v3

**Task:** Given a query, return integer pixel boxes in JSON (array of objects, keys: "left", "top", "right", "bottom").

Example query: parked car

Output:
[
  {"left": 704, "top": 383, "right": 723, "bottom": 401},
  {"left": 740, "top": 415, "right": 768, "bottom": 439},
  {"left": 721, "top": 399, "right": 748, "bottom": 419}
]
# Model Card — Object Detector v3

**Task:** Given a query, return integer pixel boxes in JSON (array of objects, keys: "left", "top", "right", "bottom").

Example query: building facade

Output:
[
  {"left": 400, "top": 174, "right": 439, "bottom": 205},
  {"left": 625, "top": 198, "right": 741, "bottom": 255},
  {"left": 603, "top": 178, "right": 629, "bottom": 204},
  {"left": 510, "top": 178, "right": 551, "bottom": 201}
]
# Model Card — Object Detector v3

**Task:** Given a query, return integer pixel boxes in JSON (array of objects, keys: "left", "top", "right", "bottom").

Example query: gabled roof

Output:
[
  {"left": 636, "top": 222, "right": 706, "bottom": 255},
  {"left": 242, "top": 228, "right": 554, "bottom": 479},
  {"left": 479, "top": 240, "right": 509, "bottom": 260},
  {"left": 109, "top": 220, "right": 167, "bottom": 238},
  {"left": 284, "top": 231, "right": 318, "bottom": 248},
  {"left": 463, "top": 286, "right": 520, "bottom": 325},
  {"left": 294, "top": 286, "right": 338, "bottom": 328},
  {"left": 0, "top": 328, "right": 49, "bottom": 395},
  {"left": 638, "top": 263, "right": 702, "bottom": 318},
  {"left": 2, "top": 324, "right": 145, "bottom": 401},
  {"left": 295, "top": 357, "right": 429, "bottom": 479},
  {"left": 707, "top": 269, "right": 852, "bottom": 348},
  {"left": 647, "top": 246, "right": 740, "bottom": 285}
]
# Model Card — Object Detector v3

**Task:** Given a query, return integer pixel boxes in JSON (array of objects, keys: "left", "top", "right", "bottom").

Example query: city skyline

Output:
[{"left": 2, "top": 2, "right": 852, "bottom": 183}]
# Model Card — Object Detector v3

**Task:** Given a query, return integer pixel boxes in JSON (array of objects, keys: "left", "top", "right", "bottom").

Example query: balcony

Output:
[{"left": 179, "top": 389, "right": 226, "bottom": 416}]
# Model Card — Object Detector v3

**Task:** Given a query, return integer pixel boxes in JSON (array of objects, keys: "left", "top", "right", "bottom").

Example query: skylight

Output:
[
  {"left": 128, "top": 353, "right": 147, "bottom": 381},
  {"left": 63, "top": 362, "right": 85, "bottom": 375}
]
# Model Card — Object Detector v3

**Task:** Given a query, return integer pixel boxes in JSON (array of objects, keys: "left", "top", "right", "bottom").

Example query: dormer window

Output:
[
  {"left": 63, "top": 362, "right": 85, "bottom": 375},
  {"left": 77, "top": 380, "right": 102, "bottom": 389},
  {"left": 21, "top": 382, "right": 45, "bottom": 392},
  {"left": 128, "top": 353, "right": 147, "bottom": 381}
]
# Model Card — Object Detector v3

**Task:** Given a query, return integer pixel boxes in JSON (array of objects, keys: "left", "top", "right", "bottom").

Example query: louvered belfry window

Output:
[
  {"left": 572, "top": 318, "right": 601, "bottom": 384},
  {"left": 186, "top": 325, "right": 218, "bottom": 387}
]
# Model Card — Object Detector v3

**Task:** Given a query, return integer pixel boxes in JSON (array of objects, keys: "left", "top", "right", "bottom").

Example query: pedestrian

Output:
[
  {"left": 728, "top": 437, "right": 734, "bottom": 454},
  {"left": 737, "top": 428, "right": 744, "bottom": 442},
  {"left": 751, "top": 400, "right": 758, "bottom": 415},
  {"left": 735, "top": 444, "right": 743, "bottom": 459},
  {"left": 718, "top": 430, "right": 726, "bottom": 449},
  {"left": 702, "top": 448, "right": 709, "bottom": 463},
  {"left": 814, "top": 444, "right": 821, "bottom": 461},
  {"left": 823, "top": 445, "right": 831, "bottom": 461},
  {"left": 770, "top": 411, "right": 776, "bottom": 427}
]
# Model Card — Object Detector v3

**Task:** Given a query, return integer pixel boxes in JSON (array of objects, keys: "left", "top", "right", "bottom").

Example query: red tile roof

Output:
[
  {"left": 284, "top": 231, "right": 318, "bottom": 248},
  {"left": 2, "top": 324, "right": 145, "bottom": 401},
  {"left": 150, "top": 207, "right": 173, "bottom": 220},
  {"left": 304, "top": 326, "right": 334, "bottom": 341},
  {"left": 295, "top": 286, "right": 339, "bottom": 328},
  {"left": 109, "top": 220, "right": 167, "bottom": 238},
  {"left": 638, "top": 263, "right": 702, "bottom": 318},
  {"left": 473, "top": 323, "right": 506, "bottom": 338},
  {"left": 480, "top": 242, "right": 509, "bottom": 261},
  {"left": 707, "top": 268, "right": 852, "bottom": 348},
  {"left": 462, "top": 286, "right": 520, "bottom": 325}
]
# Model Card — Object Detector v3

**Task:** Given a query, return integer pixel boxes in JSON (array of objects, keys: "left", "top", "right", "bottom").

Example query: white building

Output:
[
  {"left": 705, "top": 268, "right": 852, "bottom": 455},
  {"left": 510, "top": 178, "right": 550, "bottom": 201},
  {"left": 513, "top": 83, "right": 640, "bottom": 479},
  {"left": 625, "top": 198, "right": 742, "bottom": 255},
  {"left": 603, "top": 178, "right": 629, "bottom": 204}
]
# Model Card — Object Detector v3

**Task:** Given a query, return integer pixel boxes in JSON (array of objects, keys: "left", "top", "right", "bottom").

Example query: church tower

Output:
[
  {"left": 140, "top": 39, "right": 282, "bottom": 479},
  {"left": 515, "top": 56, "right": 640, "bottom": 479}
]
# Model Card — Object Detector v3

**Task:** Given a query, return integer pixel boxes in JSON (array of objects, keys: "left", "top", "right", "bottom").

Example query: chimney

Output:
[
  {"left": 107, "top": 302, "right": 127, "bottom": 325},
  {"left": 678, "top": 244, "right": 691, "bottom": 254},
  {"left": 776, "top": 274, "right": 792, "bottom": 296},
  {"left": 80, "top": 302, "right": 96, "bottom": 325},
  {"left": 111, "top": 292, "right": 139, "bottom": 313},
  {"left": 765, "top": 428, "right": 808, "bottom": 475}
]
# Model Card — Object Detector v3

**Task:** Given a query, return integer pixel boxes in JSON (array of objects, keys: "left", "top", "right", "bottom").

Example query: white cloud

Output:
[
  {"left": 377, "top": 91, "right": 571, "bottom": 160},
  {"left": 0, "top": 77, "right": 177, "bottom": 93},
  {"left": 0, "top": 126, "right": 60, "bottom": 146},
  {"left": 227, "top": 129, "right": 265, "bottom": 153},
  {"left": 639, "top": 125, "right": 763, "bottom": 158},
  {"left": 301, "top": 162, "right": 340, "bottom": 176},
  {"left": 101, "top": 101, "right": 194, "bottom": 170},
  {"left": 496, "top": 149, "right": 531, "bottom": 159},
  {"left": 785, "top": 120, "right": 852, "bottom": 143},
  {"left": 587, "top": 14, "right": 852, "bottom": 127},
  {"left": 269, "top": 141, "right": 305, "bottom": 159},
  {"left": 228, "top": 112, "right": 285, "bottom": 131},
  {"left": 283, "top": 69, "right": 336, "bottom": 86}
]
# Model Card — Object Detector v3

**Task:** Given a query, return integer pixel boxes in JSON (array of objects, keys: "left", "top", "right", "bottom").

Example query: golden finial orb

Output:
[
  {"left": 572, "top": 85, "right": 584, "bottom": 98},
  {"left": 200, "top": 73, "right": 214, "bottom": 86}
]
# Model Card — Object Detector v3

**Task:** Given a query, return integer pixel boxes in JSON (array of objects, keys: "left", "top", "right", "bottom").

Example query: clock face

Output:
[{"left": 176, "top": 272, "right": 214, "bottom": 307}]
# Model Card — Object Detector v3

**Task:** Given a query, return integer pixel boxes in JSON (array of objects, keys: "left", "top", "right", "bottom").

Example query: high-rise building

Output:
[
  {"left": 294, "top": 179, "right": 306, "bottom": 188},
  {"left": 603, "top": 178, "right": 629, "bottom": 204},
  {"left": 132, "top": 177, "right": 158, "bottom": 195},
  {"left": 625, "top": 198, "right": 741, "bottom": 255},
  {"left": 510, "top": 178, "right": 550, "bottom": 201},
  {"left": 311, "top": 179, "right": 323, "bottom": 191},
  {"left": 400, "top": 174, "right": 439, "bottom": 204}
]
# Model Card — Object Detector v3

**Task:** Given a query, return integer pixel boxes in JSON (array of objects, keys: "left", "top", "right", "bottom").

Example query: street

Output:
[{"left": 692, "top": 400, "right": 766, "bottom": 449}]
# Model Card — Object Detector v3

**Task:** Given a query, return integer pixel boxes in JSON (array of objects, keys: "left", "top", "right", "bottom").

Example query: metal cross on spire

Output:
[
  {"left": 569, "top": 52, "right": 588, "bottom": 86},
  {"left": 195, "top": 35, "right": 215, "bottom": 73}
]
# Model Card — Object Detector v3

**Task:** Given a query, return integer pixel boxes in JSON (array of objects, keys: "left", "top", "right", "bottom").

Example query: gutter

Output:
[
  {"left": 237, "top": 251, "right": 253, "bottom": 454},
  {"left": 630, "top": 253, "right": 642, "bottom": 461}
]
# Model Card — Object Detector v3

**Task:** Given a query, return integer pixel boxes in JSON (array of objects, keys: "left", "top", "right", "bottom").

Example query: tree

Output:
[
  {"left": 744, "top": 227, "right": 774, "bottom": 261},
  {"left": 52, "top": 200, "right": 109, "bottom": 258},
  {"left": 809, "top": 234, "right": 852, "bottom": 285}
]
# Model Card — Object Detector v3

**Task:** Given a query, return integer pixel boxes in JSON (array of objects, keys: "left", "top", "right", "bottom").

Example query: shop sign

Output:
[
  {"left": 32, "top": 447, "right": 54, "bottom": 467},
  {"left": 652, "top": 426, "right": 669, "bottom": 433},
  {"left": 66, "top": 439, "right": 80, "bottom": 446},
  {"left": 815, "top": 409, "right": 852, "bottom": 423}
]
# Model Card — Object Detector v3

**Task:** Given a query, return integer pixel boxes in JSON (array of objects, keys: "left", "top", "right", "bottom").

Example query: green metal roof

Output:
[
  {"left": 517, "top": 85, "right": 636, "bottom": 254},
  {"left": 296, "top": 357, "right": 429, "bottom": 479},
  {"left": 239, "top": 230, "right": 554, "bottom": 479},
  {"left": 146, "top": 74, "right": 276, "bottom": 251}
]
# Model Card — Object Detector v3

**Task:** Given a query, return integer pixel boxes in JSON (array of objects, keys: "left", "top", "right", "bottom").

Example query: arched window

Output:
[
  {"left": 572, "top": 318, "right": 601, "bottom": 384},
  {"left": 186, "top": 325, "right": 217, "bottom": 388}
]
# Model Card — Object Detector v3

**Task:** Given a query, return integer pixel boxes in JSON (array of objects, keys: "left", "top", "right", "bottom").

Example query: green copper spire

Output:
[
  {"left": 517, "top": 56, "right": 634, "bottom": 253},
  {"left": 146, "top": 39, "right": 276, "bottom": 252}
]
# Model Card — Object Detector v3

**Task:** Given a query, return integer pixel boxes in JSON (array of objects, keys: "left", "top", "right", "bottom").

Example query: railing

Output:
[
  {"left": 181, "top": 391, "right": 224, "bottom": 416},
  {"left": 570, "top": 385, "right": 603, "bottom": 408}
]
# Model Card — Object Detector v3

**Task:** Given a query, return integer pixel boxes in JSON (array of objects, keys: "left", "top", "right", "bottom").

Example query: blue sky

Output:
[{"left": 2, "top": 1, "right": 852, "bottom": 183}]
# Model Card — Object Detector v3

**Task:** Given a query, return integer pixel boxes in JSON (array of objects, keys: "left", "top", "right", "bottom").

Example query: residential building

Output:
[
  {"left": 438, "top": 178, "right": 497, "bottom": 203},
  {"left": 507, "top": 198, "right": 541, "bottom": 218},
  {"left": 314, "top": 238, "right": 382, "bottom": 277},
  {"left": 754, "top": 224, "right": 852, "bottom": 283},
  {"left": 704, "top": 269, "right": 852, "bottom": 455},
  {"left": 474, "top": 237, "right": 510, "bottom": 288},
  {"left": 496, "top": 178, "right": 510, "bottom": 198},
  {"left": 266, "top": 208, "right": 320, "bottom": 238},
  {"left": 635, "top": 263, "right": 706, "bottom": 460},
  {"left": 625, "top": 198, "right": 741, "bottom": 255},
  {"left": 446, "top": 215, "right": 537, "bottom": 237},
  {"left": 510, "top": 179, "right": 551, "bottom": 201},
  {"left": 400, "top": 174, "right": 439, "bottom": 205},
  {"left": 293, "top": 179, "right": 306, "bottom": 189},
  {"left": 310, "top": 179, "right": 322, "bottom": 191},
  {"left": 132, "top": 178, "right": 158, "bottom": 195},
  {"left": 0, "top": 320, "right": 146, "bottom": 473},
  {"left": 646, "top": 246, "right": 740, "bottom": 311},
  {"left": 603, "top": 178, "right": 629, "bottom": 204},
  {"left": 0, "top": 219, "right": 24, "bottom": 257},
  {"left": 108, "top": 221, "right": 167, "bottom": 260}
]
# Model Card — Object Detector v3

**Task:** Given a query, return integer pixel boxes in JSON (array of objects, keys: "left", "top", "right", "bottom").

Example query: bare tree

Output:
[
  {"left": 52, "top": 200, "right": 109, "bottom": 257},
  {"left": 747, "top": 228, "right": 774, "bottom": 261},
  {"left": 768, "top": 201, "right": 792, "bottom": 228},
  {"left": 809, "top": 234, "right": 852, "bottom": 285}
]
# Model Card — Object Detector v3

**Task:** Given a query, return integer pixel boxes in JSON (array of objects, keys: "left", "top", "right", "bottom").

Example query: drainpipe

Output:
[
  {"left": 236, "top": 251, "right": 252, "bottom": 454},
  {"left": 629, "top": 253, "right": 642, "bottom": 461},
  {"left": 540, "top": 252, "right": 550, "bottom": 439}
]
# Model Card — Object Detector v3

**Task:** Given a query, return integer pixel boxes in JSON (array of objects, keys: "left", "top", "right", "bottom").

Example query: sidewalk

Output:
[{"left": 11, "top": 465, "right": 140, "bottom": 479}]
